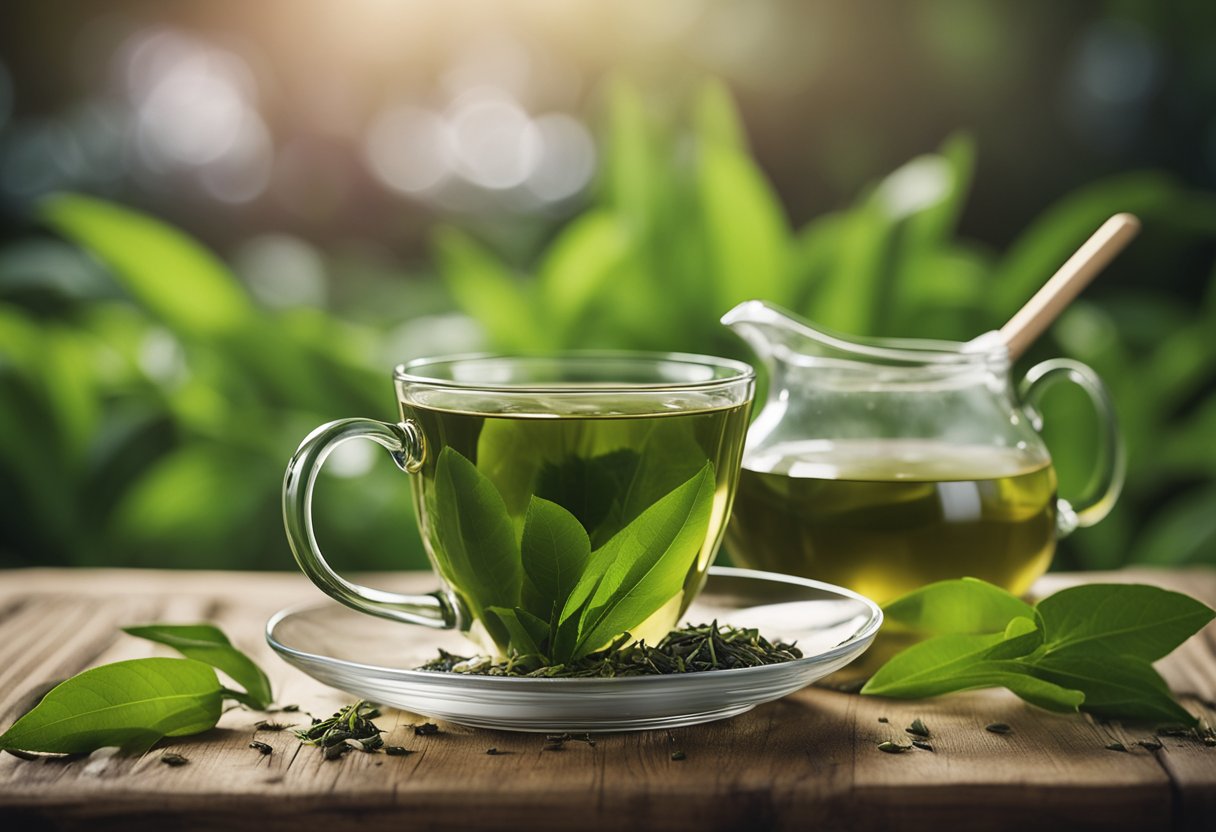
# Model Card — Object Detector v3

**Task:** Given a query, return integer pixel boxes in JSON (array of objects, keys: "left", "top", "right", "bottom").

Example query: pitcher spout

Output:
[
  {"left": 722, "top": 299, "right": 996, "bottom": 368},
  {"left": 720, "top": 300, "right": 855, "bottom": 368}
]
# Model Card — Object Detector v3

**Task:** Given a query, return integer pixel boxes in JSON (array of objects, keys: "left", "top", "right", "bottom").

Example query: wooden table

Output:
[{"left": 1, "top": 568, "right": 1214, "bottom": 831}]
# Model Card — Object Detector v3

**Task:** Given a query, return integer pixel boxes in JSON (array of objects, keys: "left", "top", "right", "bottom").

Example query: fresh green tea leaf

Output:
[
  {"left": 601, "top": 77, "right": 658, "bottom": 230},
  {"left": 432, "top": 447, "right": 523, "bottom": 648},
  {"left": 519, "top": 496, "right": 592, "bottom": 631},
  {"left": 984, "top": 616, "right": 1044, "bottom": 659},
  {"left": 699, "top": 142, "right": 789, "bottom": 312},
  {"left": 535, "top": 449, "right": 640, "bottom": 539},
  {"left": 569, "top": 463, "right": 715, "bottom": 658},
  {"left": 433, "top": 226, "right": 547, "bottom": 352},
  {"left": 123, "top": 624, "right": 273, "bottom": 710},
  {"left": 695, "top": 78, "right": 748, "bottom": 152},
  {"left": 39, "top": 193, "right": 254, "bottom": 337},
  {"left": 861, "top": 633, "right": 1082, "bottom": 712},
  {"left": 538, "top": 211, "right": 631, "bottom": 335},
  {"left": 864, "top": 579, "right": 1210, "bottom": 724},
  {"left": 813, "top": 196, "right": 894, "bottom": 335},
  {"left": 552, "top": 527, "right": 625, "bottom": 660},
  {"left": 861, "top": 631, "right": 1012, "bottom": 696},
  {"left": 883, "top": 577, "right": 1035, "bottom": 635},
  {"left": 485, "top": 607, "right": 550, "bottom": 657},
  {"left": 1028, "top": 654, "right": 1195, "bottom": 725},
  {"left": 871, "top": 663, "right": 1083, "bottom": 713},
  {"left": 0, "top": 658, "right": 223, "bottom": 754},
  {"left": 605, "top": 421, "right": 709, "bottom": 545},
  {"left": 1036, "top": 584, "right": 1215, "bottom": 661},
  {"left": 901, "top": 132, "right": 975, "bottom": 250}
]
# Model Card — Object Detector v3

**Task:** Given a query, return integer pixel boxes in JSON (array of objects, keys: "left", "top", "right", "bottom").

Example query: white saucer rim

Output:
[{"left": 265, "top": 565, "right": 883, "bottom": 687}]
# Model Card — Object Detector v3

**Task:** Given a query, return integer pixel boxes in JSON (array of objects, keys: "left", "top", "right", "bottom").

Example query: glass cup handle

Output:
[
  {"left": 1018, "top": 359, "right": 1125, "bottom": 537},
  {"left": 282, "top": 417, "right": 457, "bottom": 628}
]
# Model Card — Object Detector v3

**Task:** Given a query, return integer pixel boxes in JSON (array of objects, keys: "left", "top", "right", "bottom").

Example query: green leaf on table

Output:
[
  {"left": 862, "top": 631, "right": 1026, "bottom": 698},
  {"left": 0, "top": 658, "right": 223, "bottom": 754},
  {"left": 560, "top": 462, "right": 715, "bottom": 660},
  {"left": 862, "top": 577, "right": 1213, "bottom": 724},
  {"left": 519, "top": 496, "right": 592, "bottom": 633},
  {"left": 883, "top": 577, "right": 1035, "bottom": 635},
  {"left": 1035, "top": 584, "right": 1216, "bottom": 661},
  {"left": 431, "top": 447, "right": 523, "bottom": 649},
  {"left": 123, "top": 623, "right": 273, "bottom": 710},
  {"left": 1028, "top": 654, "right": 1195, "bottom": 725}
]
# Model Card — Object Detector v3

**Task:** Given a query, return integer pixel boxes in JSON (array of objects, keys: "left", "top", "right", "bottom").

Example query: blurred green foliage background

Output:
[{"left": 1, "top": 1, "right": 1214, "bottom": 573}]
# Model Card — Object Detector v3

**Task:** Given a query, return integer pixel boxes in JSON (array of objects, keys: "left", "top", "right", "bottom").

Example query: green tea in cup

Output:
[{"left": 284, "top": 353, "right": 754, "bottom": 661}]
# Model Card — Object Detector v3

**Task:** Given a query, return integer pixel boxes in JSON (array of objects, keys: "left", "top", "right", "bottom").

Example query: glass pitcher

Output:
[{"left": 721, "top": 300, "right": 1123, "bottom": 605}]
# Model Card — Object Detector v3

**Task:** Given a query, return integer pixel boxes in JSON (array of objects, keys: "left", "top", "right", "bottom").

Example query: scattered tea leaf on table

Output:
[
  {"left": 123, "top": 623, "right": 272, "bottom": 710},
  {"left": 0, "top": 658, "right": 223, "bottom": 754}
]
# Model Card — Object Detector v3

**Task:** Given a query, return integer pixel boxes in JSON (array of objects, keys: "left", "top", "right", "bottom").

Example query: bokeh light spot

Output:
[
  {"left": 363, "top": 106, "right": 453, "bottom": 194},
  {"left": 876, "top": 155, "right": 951, "bottom": 219},
  {"left": 233, "top": 233, "right": 328, "bottom": 310},
  {"left": 528, "top": 113, "right": 596, "bottom": 202},
  {"left": 447, "top": 91, "right": 541, "bottom": 190}
]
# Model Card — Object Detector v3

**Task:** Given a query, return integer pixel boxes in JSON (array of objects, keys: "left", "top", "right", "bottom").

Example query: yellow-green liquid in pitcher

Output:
[{"left": 725, "top": 439, "right": 1058, "bottom": 605}]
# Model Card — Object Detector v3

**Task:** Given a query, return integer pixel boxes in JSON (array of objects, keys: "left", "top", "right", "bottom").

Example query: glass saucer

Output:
[{"left": 265, "top": 566, "right": 882, "bottom": 732}]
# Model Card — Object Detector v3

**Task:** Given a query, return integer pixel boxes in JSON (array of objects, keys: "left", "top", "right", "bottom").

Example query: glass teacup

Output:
[{"left": 283, "top": 352, "right": 755, "bottom": 658}]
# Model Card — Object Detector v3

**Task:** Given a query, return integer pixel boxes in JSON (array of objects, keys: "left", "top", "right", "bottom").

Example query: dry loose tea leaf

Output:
[
  {"left": 160, "top": 753, "right": 188, "bottom": 766},
  {"left": 877, "top": 741, "right": 911, "bottom": 754},
  {"left": 1105, "top": 742, "right": 1128, "bottom": 753},
  {"left": 911, "top": 740, "right": 934, "bottom": 752},
  {"left": 249, "top": 741, "right": 272, "bottom": 755},
  {"left": 985, "top": 723, "right": 1011, "bottom": 734},
  {"left": 297, "top": 701, "right": 384, "bottom": 758},
  {"left": 906, "top": 718, "right": 930, "bottom": 738}
]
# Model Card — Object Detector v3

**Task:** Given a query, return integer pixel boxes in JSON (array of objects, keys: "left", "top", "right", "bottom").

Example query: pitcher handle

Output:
[
  {"left": 282, "top": 417, "right": 458, "bottom": 628},
  {"left": 1019, "top": 359, "right": 1125, "bottom": 537}
]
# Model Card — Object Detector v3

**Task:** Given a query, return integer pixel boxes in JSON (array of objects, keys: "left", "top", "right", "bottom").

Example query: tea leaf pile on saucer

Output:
[{"left": 861, "top": 578, "right": 1215, "bottom": 724}]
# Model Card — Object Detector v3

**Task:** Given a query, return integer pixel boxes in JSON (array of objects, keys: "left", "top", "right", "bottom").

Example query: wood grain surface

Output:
[{"left": 0, "top": 568, "right": 1213, "bottom": 832}]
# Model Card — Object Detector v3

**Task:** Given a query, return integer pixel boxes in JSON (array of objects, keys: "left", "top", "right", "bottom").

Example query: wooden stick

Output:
[{"left": 999, "top": 213, "right": 1141, "bottom": 361}]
